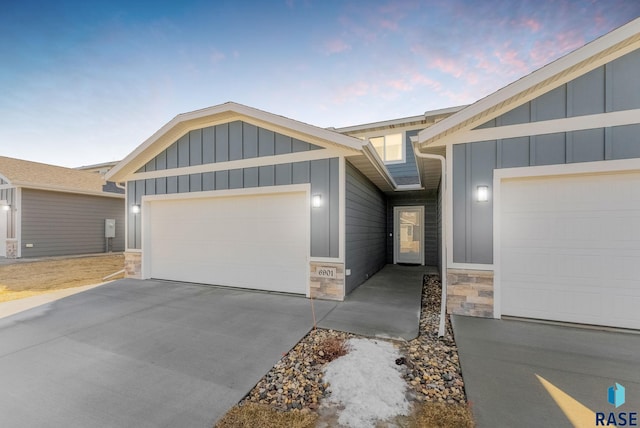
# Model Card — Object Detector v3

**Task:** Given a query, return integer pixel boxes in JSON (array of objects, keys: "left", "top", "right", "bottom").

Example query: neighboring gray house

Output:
[
  {"left": 0, "top": 156, "right": 125, "bottom": 258},
  {"left": 108, "top": 18, "right": 639, "bottom": 330}
]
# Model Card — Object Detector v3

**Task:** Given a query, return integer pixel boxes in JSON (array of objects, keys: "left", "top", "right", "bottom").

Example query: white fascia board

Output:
[
  {"left": 417, "top": 17, "right": 640, "bottom": 147},
  {"left": 453, "top": 109, "right": 640, "bottom": 144},
  {"left": 361, "top": 143, "right": 398, "bottom": 190},
  {"left": 107, "top": 102, "right": 365, "bottom": 183},
  {"left": 334, "top": 105, "right": 467, "bottom": 134}
]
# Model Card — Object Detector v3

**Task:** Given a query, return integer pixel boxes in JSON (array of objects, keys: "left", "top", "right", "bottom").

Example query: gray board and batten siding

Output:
[
  {"left": 453, "top": 48, "right": 640, "bottom": 265},
  {"left": 386, "top": 129, "right": 421, "bottom": 185},
  {"left": 21, "top": 189, "right": 125, "bottom": 257},
  {"left": 344, "top": 161, "right": 387, "bottom": 293},
  {"left": 127, "top": 120, "right": 340, "bottom": 259}
]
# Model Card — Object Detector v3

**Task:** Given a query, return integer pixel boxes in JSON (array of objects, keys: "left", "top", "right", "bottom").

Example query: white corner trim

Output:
[
  {"left": 130, "top": 149, "right": 342, "bottom": 181},
  {"left": 338, "top": 156, "right": 346, "bottom": 263},
  {"left": 310, "top": 257, "right": 343, "bottom": 263},
  {"left": 492, "top": 156, "right": 640, "bottom": 320},
  {"left": 454, "top": 109, "right": 640, "bottom": 144},
  {"left": 445, "top": 144, "right": 455, "bottom": 268},
  {"left": 15, "top": 187, "right": 21, "bottom": 258}
]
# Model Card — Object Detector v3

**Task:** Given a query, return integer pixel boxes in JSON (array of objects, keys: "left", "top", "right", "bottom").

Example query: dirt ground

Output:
[{"left": 0, "top": 254, "right": 124, "bottom": 303}]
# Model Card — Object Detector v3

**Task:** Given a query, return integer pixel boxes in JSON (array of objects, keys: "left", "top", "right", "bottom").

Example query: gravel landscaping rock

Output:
[{"left": 239, "top": 274, "right": 467, "bottom": 416}]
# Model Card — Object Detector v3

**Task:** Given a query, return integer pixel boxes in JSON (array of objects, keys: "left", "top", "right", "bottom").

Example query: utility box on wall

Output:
[{"left": 105, "top": 219, "right": 116, "bottom": 238}]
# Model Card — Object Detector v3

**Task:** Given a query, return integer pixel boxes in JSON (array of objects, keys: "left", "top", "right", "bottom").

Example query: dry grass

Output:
[
  {"left": 316, "top": 336, "right": 348, "bottom": 364},
  {"left": 0, "top": 254, "right": 124, "bottom": 302},
  {"left": 215, "top": 403, "right": 317, "bottom": 428},
  {"left": 408, "top": 402, "right": 475, "bottom": 428}
]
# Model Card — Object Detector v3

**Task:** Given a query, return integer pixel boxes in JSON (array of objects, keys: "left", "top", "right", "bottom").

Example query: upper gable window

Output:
[{"left": 370, "top": 133, "right": 404, "bottom": 164}]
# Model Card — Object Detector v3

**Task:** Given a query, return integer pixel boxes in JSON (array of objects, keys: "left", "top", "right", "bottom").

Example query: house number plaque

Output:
[{"left": 317, "top": 267, "right": 337, "bottom": 278}]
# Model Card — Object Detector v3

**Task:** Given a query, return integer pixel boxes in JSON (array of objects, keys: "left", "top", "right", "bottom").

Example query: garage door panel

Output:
[
  {"left": 500, "top": 171, "right": 640, "bottom": 329},
  {"left": 148, "top": 192, "right": 308, "bottom": 294}
]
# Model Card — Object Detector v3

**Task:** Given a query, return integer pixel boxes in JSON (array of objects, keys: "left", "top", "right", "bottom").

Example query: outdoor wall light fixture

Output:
[
  {"left": 477, "top": 185, "right": 489, "bottom": 202},
  {"left": 1, "top": 204, "right": 10, "bottom": 212},
  {"left": 131, "top": 204, "right": 141, "bottom": 214},
  {"left": 312, "top": 194, "right": 322, "bottom": 208}
]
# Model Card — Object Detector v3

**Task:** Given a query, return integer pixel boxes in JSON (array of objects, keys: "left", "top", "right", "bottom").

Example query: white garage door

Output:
[
  {"left": 500, "top": 171, "right": 640, "bottom": 329},
  {"left": 148, "top": 192, "right": 308, "bottom": 294}
]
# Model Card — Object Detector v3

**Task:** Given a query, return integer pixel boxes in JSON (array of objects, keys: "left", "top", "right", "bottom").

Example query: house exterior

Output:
[
  {"left": 415, "top": 17, "right": 640, "bottom": 330},
  {"left": 108, "top": 17, "right": 639, "bottom": 330},
  {"left": 106, "top": 104, "right": 460, "bottom": 299},
  {"left": 0, "top": 156, "right": 125, "bottom": 258}
]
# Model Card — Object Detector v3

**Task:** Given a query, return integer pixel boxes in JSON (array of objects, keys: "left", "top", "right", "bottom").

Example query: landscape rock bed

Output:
[{"left": 240, "top": 274, "right": 467, "bottom": 413}]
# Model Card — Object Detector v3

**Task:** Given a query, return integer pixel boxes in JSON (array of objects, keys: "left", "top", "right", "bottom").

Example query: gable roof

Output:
[
  {"left": 417, "top": 17, "right": 640, "bottom": 147},
  {"left": 106, "top": 101, "right": 371, "bottom": 183},
  {"left": 0, "top": 156, "right": 123, "bottom": 197}
]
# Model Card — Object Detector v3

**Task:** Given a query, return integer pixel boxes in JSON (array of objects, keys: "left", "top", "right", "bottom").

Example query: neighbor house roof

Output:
[
  {"left": 417, "top": 17, "right": 640, "bottom": 147},
  {"left": 107, "top": 101, "right": 398, "bottom": 191},
  {"left": 0, "top": 156, "right": 123, "bottom": 198}
]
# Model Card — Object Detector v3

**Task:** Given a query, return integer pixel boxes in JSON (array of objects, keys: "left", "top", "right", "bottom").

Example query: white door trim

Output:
[
  {"left": 493, "top": 157, "right": 640, "bottom": 320},
  {"left": 393, "top": 205, "right": 425, "bottom": 265}
]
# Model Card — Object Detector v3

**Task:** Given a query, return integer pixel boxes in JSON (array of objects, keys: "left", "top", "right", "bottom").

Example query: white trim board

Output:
[
  {"left": 492, "top": 157, "right": 640, "bottom": 319},
  {"left": 452, "top": 109, "right": 640, "bottom": 144},
  {"left": 130, "top": 148, "right": 345, "bottom": 181}
]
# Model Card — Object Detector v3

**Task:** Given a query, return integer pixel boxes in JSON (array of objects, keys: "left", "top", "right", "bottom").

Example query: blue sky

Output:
[{"left": 1, "top": 0, "right": 638, "bottom": 168}]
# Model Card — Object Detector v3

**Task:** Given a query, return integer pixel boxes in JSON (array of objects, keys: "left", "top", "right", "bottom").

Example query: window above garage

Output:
[{"left": 370, "top": 133, "right": 404, "bottom": 164}]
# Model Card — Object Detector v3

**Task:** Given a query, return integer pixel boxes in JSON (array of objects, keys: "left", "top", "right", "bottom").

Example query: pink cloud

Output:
[
  {"left": 332, "top": 81, "right": 371, "bottom": 103},
  {"left": 494, "top": 48, "right": 529, "bottom": 74},
  {"left": 431, "top": 57, "right": 465, "bottom": 78},
  {"left": 323, "top": 38, "right": 351, "bottom": 54},
  {"left": 522, "top": 18, "right": 541, "bottom": 32}
]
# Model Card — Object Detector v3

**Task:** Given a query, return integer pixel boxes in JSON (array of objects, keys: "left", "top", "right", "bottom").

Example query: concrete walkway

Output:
[
  {"left": 318, "top": 264, "right": 433, "bottom": 340},
  {"left": 452, "top": 315, "right": 640, "bottom": 428},
  {"left": 0, "top": 282, "right": 109, "bottom": 319}
]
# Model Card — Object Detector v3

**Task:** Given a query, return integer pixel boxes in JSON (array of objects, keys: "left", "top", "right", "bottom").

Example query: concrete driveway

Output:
[
  {"left": 452, "top": 315, "right": 640, "bottom": 427},
  {"left": 0, "top": 279, "right": 336, "bottom": 428}
]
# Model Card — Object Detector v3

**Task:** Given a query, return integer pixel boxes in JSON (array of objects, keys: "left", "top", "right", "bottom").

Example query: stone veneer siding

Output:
[
  {"left": 5, "top": 239, "right": 17, "bottom": 259},
  {"left": 124, "top": 251, "right": 142, "bottom": 279},
  {"left": 447, "top": 269, "right": 493, "bottom": 318},
  {"left": 310, "top": 262, "right": 345, "bottom": 301}
]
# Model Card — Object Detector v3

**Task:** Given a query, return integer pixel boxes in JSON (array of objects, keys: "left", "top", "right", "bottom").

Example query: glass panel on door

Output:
[{"left": 395, "top": 207, "right": 423, "bottom": 264}]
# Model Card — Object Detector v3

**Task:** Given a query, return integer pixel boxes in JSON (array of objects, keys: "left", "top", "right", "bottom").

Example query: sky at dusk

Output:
[{"left": 1, "top": 0, "right": 639, "bottom": 168}]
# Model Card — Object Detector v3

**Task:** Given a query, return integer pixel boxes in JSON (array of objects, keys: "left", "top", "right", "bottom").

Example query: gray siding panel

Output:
[
  {"left": 569, "top": 67, "right": 605, "bottom": 116},
  {"left": 189, "top": 129, "right": 203, "bottom": 166},
  {"left": 202, "top": 172, "right": 215, "bottom": 190},
  {"left": 229, "top": 169, "right": 243, "bottom": 189},
  {"left": 190, "top": 173, "right": 202, "bottom": 192},
  {"left": 292, "top": 161, "right": 310, "bottom": 183},
  {"left": 610, "top": 49, "right": 640, "bottom": 112},
  {"left": 242, "top": 122, "right": 258, "bottom": 159},
  {"left": 244, "top": 167, "right": 258, "bottom": 188},
  {"left": 215, "top": 124, "right": 229, "bottom": 162},
  {"left": 215, "top": 171, "right": 229, "bottom": 190},
  {"left": 21, "top": 189, "right": 125, "bottom": 257},
  {"left": 345, "top": 161, "right": 386, "bottom": 293},
  {"left": 611, "top": 124, "right": 640, "bottom": 159},
  {"left": 275, "top": 164, "right": 292, "bottom": 185},
  {"left": 178, "top": 175, "right": 189, "bottom": 193},
  {"left": 569, "top": 129, "right": 605, "bottom": 162},
  {"left": 534, "top": 133, "right": 565, "bottom": 165},
  {"left": 259, "top": 129, "right": 275, "bottom": 157},
  {"left": 229, "top": 121, "right": 243, "bottom": 161},
  {"left": 275, "top": 134, "right": 292, "bottom": 154},
  {"left": 203, "top": 127, "right": 215, "bottom": 163},
  {"left": 178, "top": 135, "right": 189, "bottom": 168},
  {"left": 259, "top": 165, "right": 274, "bottom": 187}
]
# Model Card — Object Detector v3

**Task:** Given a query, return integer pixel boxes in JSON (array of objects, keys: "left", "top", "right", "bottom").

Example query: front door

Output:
[{"left": 394, "top": 206, "right": 424, "bottom": 265}]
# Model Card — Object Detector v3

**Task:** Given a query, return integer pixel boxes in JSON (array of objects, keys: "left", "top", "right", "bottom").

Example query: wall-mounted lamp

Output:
[
  {"left": 311, "top": 194, "right": 322, "bottom": 208},
  {"left": 477, "top": 185, "right": 489, "bottom": 202},
  {"left": 1, "top": 204, "right": 10, "bottom": 212},
  {"left": 131, "top": 204, "right": 141, "bottom": 214}
]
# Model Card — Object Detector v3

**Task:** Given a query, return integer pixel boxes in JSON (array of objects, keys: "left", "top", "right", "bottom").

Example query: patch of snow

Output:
[{"left": 323, "top": 338, "right": 410, "bottom": 427}]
